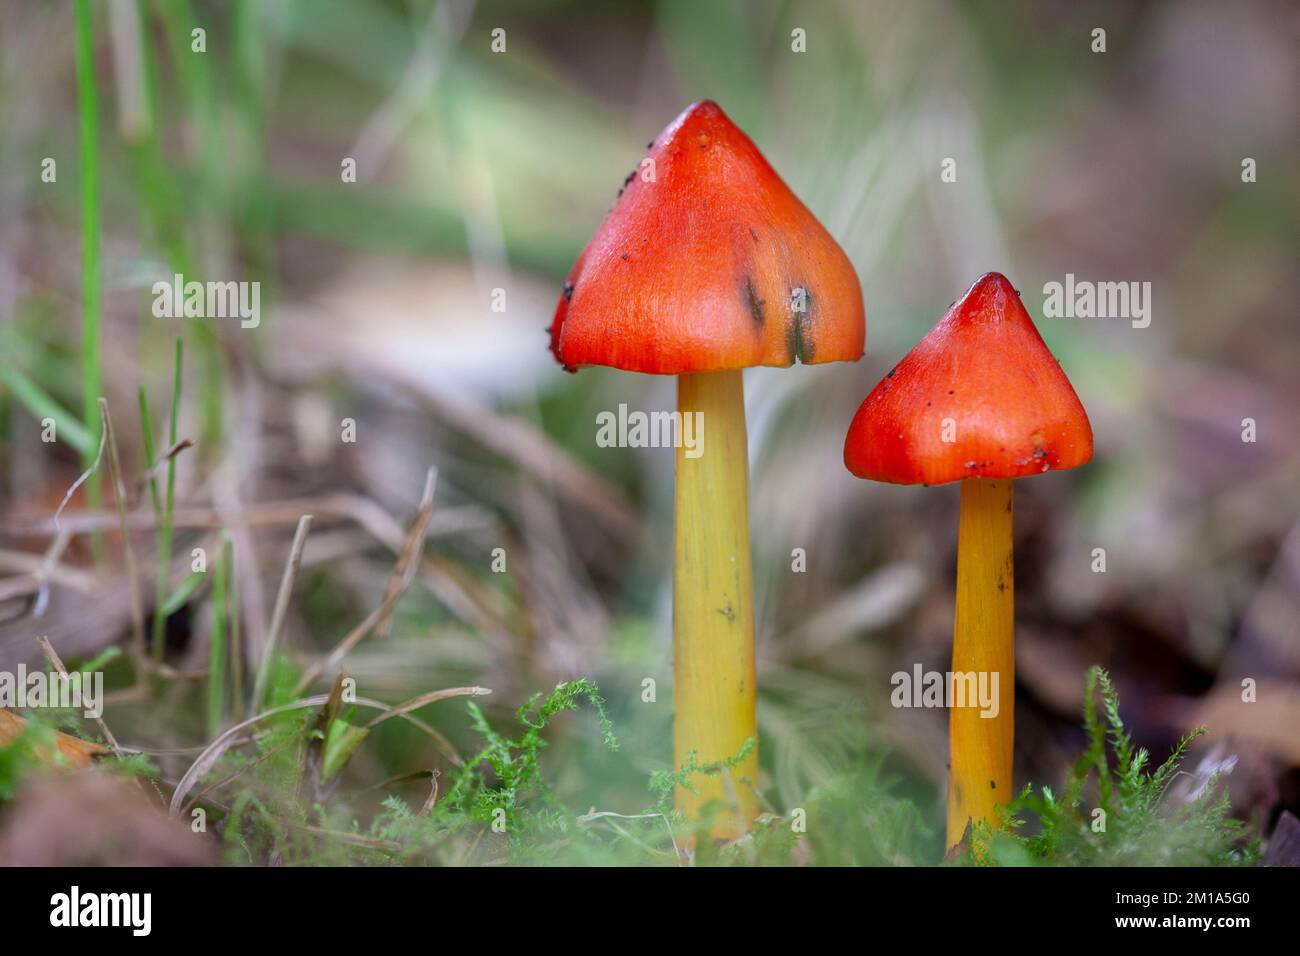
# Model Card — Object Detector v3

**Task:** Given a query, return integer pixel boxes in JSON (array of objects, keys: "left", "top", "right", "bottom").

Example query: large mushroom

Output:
[
  {"left": 843, "top": 272, "right": 1092, "bottom": 849},
  {"left": 551, "top": 101, "right": 865, "bottom": 838}
]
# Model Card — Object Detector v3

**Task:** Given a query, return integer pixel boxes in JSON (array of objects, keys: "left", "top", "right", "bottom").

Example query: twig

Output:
[
  {"left": 1, "top": 495, "right": 482, "bottom": 538},
  {"left": 53, "top": 425, "right": 106, "bottom": 533},
  {"left": 375, "top": 467, "right": 437, "bottom": 639},
  {"left": 252, "top": 514, "right": 313, "bottom": 710},
  {"left": 0, "top": 544, "right": 94, "bottom": 590},
  {"left": 0, "top": 533, "right": 78, "bottom": 624},
  {"left": 364, "top": 685, "right": 490, "bottom": 729},
  {"left": 37, "top": 634, "right": 121, "bottom": 756},
  {"left": 420, "top": 769, "right": 441, "bottom": 817},
  {"left": 32, "top": 528, "right": 76, "bottom": 618},
  {"left": 292, "top": 468, "right": 437, "bottom": 694}
]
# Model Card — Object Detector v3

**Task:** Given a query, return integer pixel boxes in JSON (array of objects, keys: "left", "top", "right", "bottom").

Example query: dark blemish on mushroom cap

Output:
[
  {"left": 948, "top": 389, "right": 955, "bottom": 395},
  {"left": 1015, "top": 444, "right": 1050, "bottom": 467},
  {"left": 562, "top": 281, "right": 574, "bottom": 303},
  {"left": 744, "top": 276, "right": 765, "bottom": 328},
  {"left": 748, "top": 225, "right": 758, "bottom": 242},
  {"left": 990, "top": 779, "right": 997, "bottom": 789},
  {"left": 996, "top": 576, "right": 1006, "bottom": 593},
  {"left": 887, "top": 367, "right": 896, "bottom": 378},
  {"left": 787, "top": 317, "right": 810, "bottom": 364},
  {"left": 620, "top": 252, "right": 629, "bottom": 261},
  {"left": 616, "top": 169, "right": 637, "bottom": 198},
  {"left": 785, "top": 285, "right": 814, "bottom": 364}
]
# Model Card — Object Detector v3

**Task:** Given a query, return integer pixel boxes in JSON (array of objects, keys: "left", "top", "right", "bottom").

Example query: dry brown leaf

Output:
[
  {"left": 0, "top": 708, "right": 111, "bottom": 768},
  {"left": 0, "top": 770, "right": 215, "bottom": 866}
]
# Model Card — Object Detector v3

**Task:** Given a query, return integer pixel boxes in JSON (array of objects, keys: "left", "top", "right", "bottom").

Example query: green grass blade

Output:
[
  {"left": 0, "top": 361, "right": 94, "bottom": 457},
  {"left": 137, "top": 386, "right": 162, "bottom": 520},
  {"left": 208, "top": 535, "right": 231, "bottom": 737},
  {"left": 160, "top": 570, "right": 204, "bottom": 617}
]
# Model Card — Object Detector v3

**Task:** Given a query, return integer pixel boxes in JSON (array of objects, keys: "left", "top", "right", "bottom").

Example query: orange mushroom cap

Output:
[
  {"left": 843, "top": 272, "right": 1093, "bottom": 486},
  {"left": 549, "top": 100, "right": 864, "bottom": 374}
]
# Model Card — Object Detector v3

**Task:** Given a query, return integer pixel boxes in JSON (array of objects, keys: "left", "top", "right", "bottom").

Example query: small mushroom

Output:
[
  {"left": 843, "top": 272, "right": 1092, "bottom": 849},
  {"left": 552, "top": 101, "right": 865, "bottom": 839}
]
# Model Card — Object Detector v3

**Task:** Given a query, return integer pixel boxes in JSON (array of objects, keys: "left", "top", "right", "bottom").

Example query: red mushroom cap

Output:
[
  {"left": 843, "top": 272, "right": 1093, "bottom": 486},
  {"left": 550, "top": 100, "right": 864, "bottom": 374}
]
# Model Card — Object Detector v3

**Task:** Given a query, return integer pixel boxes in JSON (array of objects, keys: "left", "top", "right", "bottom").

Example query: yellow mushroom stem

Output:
[
  {"left": 673, "top": 368, "right": 760, "bottom": 839},
  {"left": 947, "top": 477, "right": 1015, "bottom": 849}
]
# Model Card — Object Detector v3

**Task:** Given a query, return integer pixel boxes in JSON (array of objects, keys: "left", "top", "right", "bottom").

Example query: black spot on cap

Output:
[
  {"left": 786, "top": 285, "right": 814, "bottom": 363},
  {"left": 744, "top": 276, "right": 765, "bottom": 328}
]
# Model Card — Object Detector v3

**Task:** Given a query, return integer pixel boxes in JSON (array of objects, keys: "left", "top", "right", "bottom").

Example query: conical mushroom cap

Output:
[
  {"left": 844, "top": 272, "right": 1093, "bottom": 486},
  {"left": 550, "top": 101, "right": 865, "bottom": 374}
]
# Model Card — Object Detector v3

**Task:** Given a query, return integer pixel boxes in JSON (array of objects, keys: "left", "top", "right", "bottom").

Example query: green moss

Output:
[{"left": 964, "top": 667, "right": 1256, "bottom": 867}]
